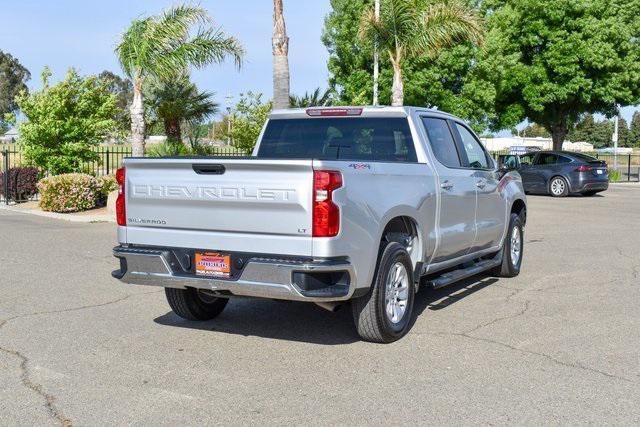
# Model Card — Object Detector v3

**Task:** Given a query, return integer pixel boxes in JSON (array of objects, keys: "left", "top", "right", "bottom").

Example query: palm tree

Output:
[
  {"left": 272, "top": 0, "right": 290, "bottom": 109},
  {"left": 146, "top": 77, "right": 219, "bottom": 144},
  {"left": 115, "top": 5, "right": 244, "bottom": 156},
  {"left": 359, "top": 0, "right": 483, "bottom": 106},
  {"left": 290, "top": 88, "right": 333, "bottom": 108}
]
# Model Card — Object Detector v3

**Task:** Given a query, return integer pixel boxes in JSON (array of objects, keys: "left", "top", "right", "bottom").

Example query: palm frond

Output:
[
  {"left": 290, "top": 88, "right": 333, "bottom": 107},
  {"left": 115, "top": 5, "right": 245, "bottom": 83},
  {"left": 358, "top": 0, "right": 483, "bottom": 59},
  {"left": 414, "top": 1, "right": 484, "bottom": 58}
]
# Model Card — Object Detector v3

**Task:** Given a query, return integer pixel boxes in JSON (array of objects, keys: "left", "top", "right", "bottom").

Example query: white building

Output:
[
  {"left": 0, "top": 127, "right": 19, "bottom": 143},
  {"left": 480, "top": 136, "right": 594, "bottom": 152}
]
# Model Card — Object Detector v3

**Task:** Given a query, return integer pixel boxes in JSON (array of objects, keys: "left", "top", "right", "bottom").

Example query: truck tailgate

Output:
[{"left": 121, "top": 158, "right": 314, "bottom": 255}]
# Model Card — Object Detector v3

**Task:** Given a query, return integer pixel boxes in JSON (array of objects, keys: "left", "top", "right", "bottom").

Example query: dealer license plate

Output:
[{"left": 195, "top": 252, "right": 231, "bottom": 278}]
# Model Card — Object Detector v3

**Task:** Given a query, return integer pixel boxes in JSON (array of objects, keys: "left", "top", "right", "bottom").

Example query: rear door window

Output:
[
  {"left": 535, "top": 153, "right": 558, "bottom": 165},
  {"left": 421, "top": 117, "right": 461, "bottom": 168},
  {"left": 519, "top": 153, "right": 536, "bottom": 165},
  {"left": 257, "top": 118, "right": 417, "bottom": 162}
]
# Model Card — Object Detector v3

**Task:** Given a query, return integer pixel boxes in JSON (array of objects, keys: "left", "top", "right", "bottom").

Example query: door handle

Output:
[
  {"left": 476, "top": 180, "right": 487, "bottom": 189},
  {"left": 440, "top": 181, "right": 454, "bottom": 190}
]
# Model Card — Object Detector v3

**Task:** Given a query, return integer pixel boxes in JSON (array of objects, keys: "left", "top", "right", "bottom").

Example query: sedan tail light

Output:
[
  {"left": 115, "top": 167, "right": 126, "bottom": 226},
  {"left": 575, "top": 165, "right": 592, "bottom": 172},
  {"left": 312, "top": 170, "right": 342, "bottom": 237}
]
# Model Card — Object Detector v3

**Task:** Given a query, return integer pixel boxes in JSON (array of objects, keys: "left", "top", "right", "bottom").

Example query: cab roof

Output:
[{"left": 269, "top": 106, "right": 462, "bottom": 121}]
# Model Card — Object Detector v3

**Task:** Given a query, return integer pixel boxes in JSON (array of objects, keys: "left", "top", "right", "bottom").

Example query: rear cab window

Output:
[{"left": 257, "top": 118, "right": 417, "bottom": 162}]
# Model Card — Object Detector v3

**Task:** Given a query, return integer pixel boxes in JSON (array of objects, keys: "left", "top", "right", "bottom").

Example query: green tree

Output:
[
  {"left": 290, "top": 88, "right": 333, "bottom": 107},
  {"left": 145, "top": 76, "right": 218, "bottom": 144},
  {"left": 628, "top": 111, "right": 640, "bottom": 148},
  {"left": 481, "top": 0, "right": 640, "bottom": 150},
  {"left": 568, "top": 114, "right": 613, "bottom": 148},
  {"left": 228, "top": 92, "right": 272, "bottom": 153},
  {"left": 0, "top": 51, "right": 31, "bottom": 132},
  {"left": 15, "top": 68, "right": 118, "bottom": 175},
  {"left": 358, "top": 0, "right": 483, "bottom": 106},
  {"left": 520, "top": 123, "right": 550, "bottom": 138},
  {"left": 618, "top": 117, "right": 630, "bottom": 147},
  {"left": 322, "top": 0, "right": 494, "bottom": 132},
  {"left": 97, "top": 70, "right": 132, "bottom": 138},
  {"left": 115, "top": 4, "right": 244, "bottom": 156}
]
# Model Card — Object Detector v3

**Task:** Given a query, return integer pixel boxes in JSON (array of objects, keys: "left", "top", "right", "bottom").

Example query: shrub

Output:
[
  {"left": 609, "top": 169, "right": 621, "bottom": 182},
  {"left": 96, "top": 175, "right": 118, "bottom": 207},
  {"left": 147, "top": 141, "right": 191, "bottom": 157},
  {"left": 0, "top": 167, "right": 39, "bottom": 202},
  {"left": 38, "top": 173, "right": 104, "bottom": 213}
]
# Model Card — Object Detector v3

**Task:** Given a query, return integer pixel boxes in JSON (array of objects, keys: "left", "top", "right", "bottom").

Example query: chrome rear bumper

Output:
[{"left": 112, "top": 246, "right": 356, "bottom": 302}]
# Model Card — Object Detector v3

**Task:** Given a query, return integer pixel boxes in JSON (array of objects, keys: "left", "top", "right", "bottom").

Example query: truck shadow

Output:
[
  {"left": 153, "top": 274, "right": 499, "bottom": 345},
  {"left": 154, "top": 298, "right": 360, "bottom": 345}
]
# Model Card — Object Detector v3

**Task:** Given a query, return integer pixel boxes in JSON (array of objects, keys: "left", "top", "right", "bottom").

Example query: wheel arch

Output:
[
  {"left": 511, "top": 198, "right": 527, "bottom": 226},
  {"left": 378, "top": 214, "right": 423, "bottom": 280}
]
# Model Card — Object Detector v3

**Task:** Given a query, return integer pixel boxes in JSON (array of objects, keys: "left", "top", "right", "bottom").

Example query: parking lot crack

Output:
[
  {"left": 465, "top": 298, "right": 531, "bottom": 335},
  {"left": 450, "top": 331, "right": 633, "bottom": 383},
  {"left": 0, "top": 347, "right": 72, "bottom": 426},
  {"left": 0, "top": 291, "right": 161, "bottom": 426},
  {"left": 0, "top": 290, "right": 162, "bottom": 326}
]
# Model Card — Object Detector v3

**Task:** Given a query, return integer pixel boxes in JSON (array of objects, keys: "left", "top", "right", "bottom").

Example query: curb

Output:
[{"left": 0, "top": 204, "right": 115, "bottom": 223}]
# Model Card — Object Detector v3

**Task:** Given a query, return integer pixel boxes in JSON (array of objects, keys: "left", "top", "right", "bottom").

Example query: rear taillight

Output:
[
  {"left": 575, "top": 165, "right": 592, "bottom": 172},
  {"left": 115, "top": 167, "right": 126, "bottom": 226},
  {"left": 312, "top": 170, "right": 342, "bottom": 237}
]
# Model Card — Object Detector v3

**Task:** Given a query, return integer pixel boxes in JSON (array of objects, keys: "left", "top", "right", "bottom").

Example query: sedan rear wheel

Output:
[{"left": 549, "top": 176, "right": 569, "bottom": 197}]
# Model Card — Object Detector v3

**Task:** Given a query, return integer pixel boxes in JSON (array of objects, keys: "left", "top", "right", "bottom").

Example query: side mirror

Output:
[{"left": 497, "top": 155, "right": 520, "bottom": 171}]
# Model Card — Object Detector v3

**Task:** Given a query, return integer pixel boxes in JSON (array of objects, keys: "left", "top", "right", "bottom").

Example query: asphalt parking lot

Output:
[{"left": 1, "top": 185, "right": 639, "bottom": 425}]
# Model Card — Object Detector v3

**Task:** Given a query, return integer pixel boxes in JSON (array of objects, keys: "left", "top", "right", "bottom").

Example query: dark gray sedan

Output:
[{"left": 499, "top": 151, "right": 609, "bottom": 197}]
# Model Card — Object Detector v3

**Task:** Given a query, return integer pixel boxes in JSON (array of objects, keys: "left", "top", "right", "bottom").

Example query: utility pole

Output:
[
  {"left": 372, "top": 0, "right": 380, "bottom": 106},
  {"left": 225, "top": 93, "right": 233, "bottom": 146},
  {"left": 613, "top": 106, "right": 619, "bottom": 171}
]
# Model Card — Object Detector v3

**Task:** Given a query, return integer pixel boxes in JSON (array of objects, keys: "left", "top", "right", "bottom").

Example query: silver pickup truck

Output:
[{"left": 112, "top": 106, "right": 526, "bottom": 343}]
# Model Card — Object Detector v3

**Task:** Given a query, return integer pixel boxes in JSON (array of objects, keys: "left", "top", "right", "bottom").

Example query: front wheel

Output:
[
  {"left": 492, "top": 213, "right": 524, "bottom": 278},
  {"left": 165, "top": 288, "right": 229, "bottom": 321},
  {"left": 351, "top": 242, "right": 415, "bottom": 343}
]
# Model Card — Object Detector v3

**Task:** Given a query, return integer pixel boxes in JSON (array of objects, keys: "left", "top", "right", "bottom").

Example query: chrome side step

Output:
[{"left": 426, "top": 252, "right": 502, "bottom": 290}]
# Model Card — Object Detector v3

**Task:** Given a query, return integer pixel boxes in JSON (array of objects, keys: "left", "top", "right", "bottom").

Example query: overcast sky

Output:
[{"left": 1, "top": 0, "right": 637, "bottom": 129}]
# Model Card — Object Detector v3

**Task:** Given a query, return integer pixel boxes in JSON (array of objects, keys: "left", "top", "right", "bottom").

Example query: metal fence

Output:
[{"left": 0, "top": 144, "right": 250, "bottom": 205}]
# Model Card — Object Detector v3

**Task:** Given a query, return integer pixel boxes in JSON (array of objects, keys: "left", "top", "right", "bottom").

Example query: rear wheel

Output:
[
  {"left": 492, "top": 213, "right": 524, "bottom": 278},
  {"left": 351, "top": 242, "right": 415, "bottom": 343},
  {"left": 165, "top": 288, "right": 229, "bottom": 321},
  {"left": 549, "top": 176, "right": 569, "bottom": 197}
]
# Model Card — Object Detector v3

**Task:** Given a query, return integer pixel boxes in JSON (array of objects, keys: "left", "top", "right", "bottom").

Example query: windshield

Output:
[{"left": 257, "top": 118, "right": 417, "bottom": 162}]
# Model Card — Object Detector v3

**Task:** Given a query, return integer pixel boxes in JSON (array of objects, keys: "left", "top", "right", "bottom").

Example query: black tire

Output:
[
  {"left": 165, "top": 288, "right": 228, "bottom": 321},
  {"left": 583, "top": 191, "right": 597, "bottom": 197},
  {"left": 549, "top": 176, "right": 569, "bottom": 197},
  {"left": 351, "top": 242, "right": 415, "bottom": 343},
  {"left": 492, "top": 213, "right": 524, "bottom": 278}
]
